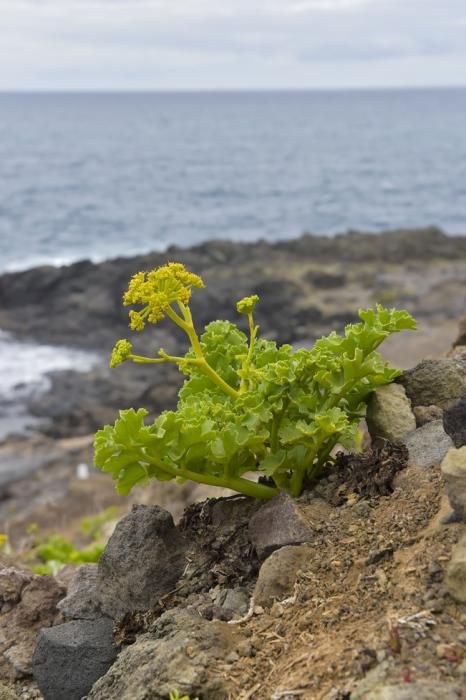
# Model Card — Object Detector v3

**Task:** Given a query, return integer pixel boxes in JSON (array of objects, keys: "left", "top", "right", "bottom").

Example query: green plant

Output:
[
  {"left": 33, "top": 535, "right": 104, "bottom": 576},
  {"left": 169, "top": 691, "right": 198, "bottom": 700},
  {"left": 94, "top": 262, "right": 415, "bottom": 500},
  {"left": 80, "top": 506, "right": 118, "bottom": 540}
]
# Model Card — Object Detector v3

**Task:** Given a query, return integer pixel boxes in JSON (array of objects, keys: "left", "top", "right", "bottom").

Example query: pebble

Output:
[
  {"left": 224, "top": 651, "right": 240, "bottom": 664},
  {"left": 237, "top": 640, "right": 254, "bottom": 658},
  {"left": 427, "top": 599, "right": 445, "bottom": 614}
]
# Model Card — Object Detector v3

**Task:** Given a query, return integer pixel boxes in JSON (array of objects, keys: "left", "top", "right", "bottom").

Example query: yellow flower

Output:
[
  {"left": 129, "top": 310, "right": 145, "bottom": 332},
  {"left": 122, "top": 262, "right": 204, "bottom": 329},
  {"left": 236, "top": 294, "right": 260, "bottom": 315},
  {"left": 110, "top": 339, "right": 133, "bottom": 368}
]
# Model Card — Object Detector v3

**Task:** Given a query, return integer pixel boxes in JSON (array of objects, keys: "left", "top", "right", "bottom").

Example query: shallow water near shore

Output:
[{"left": 0, "top": 331, "right": 99, "bottom": 441}]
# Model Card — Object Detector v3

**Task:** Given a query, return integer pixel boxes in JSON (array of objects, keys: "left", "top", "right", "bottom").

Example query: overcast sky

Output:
[{"left": 1, "top": 0, "right": 466, "bottom": 90}]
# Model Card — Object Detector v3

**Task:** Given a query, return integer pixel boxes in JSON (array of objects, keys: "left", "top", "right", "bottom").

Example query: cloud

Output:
[{"left": 0, "top": 0, "right": 465, "bottom": 88}]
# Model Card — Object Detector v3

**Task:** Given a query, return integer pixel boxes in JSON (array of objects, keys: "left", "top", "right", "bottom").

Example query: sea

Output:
[{"left": 0, "top": 88, "right": 466, "bottom": 438}]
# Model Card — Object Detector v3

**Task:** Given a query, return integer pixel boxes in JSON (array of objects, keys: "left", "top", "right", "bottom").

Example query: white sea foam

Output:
[{"left": 0, "top": 330, "right": 100, "bottom": 439}]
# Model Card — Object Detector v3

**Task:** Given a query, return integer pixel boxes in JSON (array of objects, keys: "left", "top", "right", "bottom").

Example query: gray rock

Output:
[
  {"left": 304, "top": 269, "right": 346, "bottom": 289},
  {"left": 404, "top": 420, "right": 454, "bottom": 468},
  {"left": 57, "top": 564, "right": 103, "bottom": 621},
  {"left": 32, "top": 618, "right": 118, "bottom": 700},
  {"left": 441, "top": 447, "right": 466, "bottom": 520},
  {"left": 398, "top": 358, "right": 466, "bottom": 409},
  {"left": 97, "top": 505, "right": 187, "bottom": 618},
  {"left": 443, "top": 393, "right": 466, "bottom": 447},
  {"left": 358, "top": 683, "right": 461, "bottom": 700},
  {"left": 249, "top": 493, "right": 329, "bottom": 560},
  {"left": 0, "top": 569, "right": 64, "bottom": 680},
  {"left": 413, "top": 404, "right": 443, "bottom": 427},
  {"left": 254, "top": 544, "right": 310, "bottom": 607},
  {"left": 366, "top": 384, "right": 416, "bottom": 442},
  {"left": 87, "top": 609, "right": 236, "bottom": 700},
  {"left": 446, "top": 532, "right": 466, "bottom": 603},
  {"left": 212, "top": 587, "right": 250, "bottom": 618}
]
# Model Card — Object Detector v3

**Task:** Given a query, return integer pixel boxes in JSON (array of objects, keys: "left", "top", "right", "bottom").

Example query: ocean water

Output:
[
  {"left": 1, "top": 88, "right": 466, "bottom": 438},
  {"left": 0, "top": 331, "right": 99, "bottom": 439},
  {"left": 0, "top": 89, "right": 465, "bottom": 274}
]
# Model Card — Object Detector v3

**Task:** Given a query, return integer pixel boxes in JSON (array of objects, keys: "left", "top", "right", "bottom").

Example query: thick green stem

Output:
[
  {"left": 197, "top": 359, "right": 240, "bottom": 400},
  {"left": 270, "top": 398, "right": 289, "bottom": 452},
  {"left": 288, "top": 467, "right": 305, "bottom": 498},
  {"left": 144, "top": 454, "right": 278, "bottom": 500},
  {"left": 239, "top": 313, "right": 258, "bottom": 393},
  {"left": 166, "top": 303, "right": 240, "bottom": 399},
  {"left": 130, "top": 354, "right": 200, "bottom": 365}
]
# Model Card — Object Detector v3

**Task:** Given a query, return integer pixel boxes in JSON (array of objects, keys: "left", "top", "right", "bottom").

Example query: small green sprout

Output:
[
  {"left": 169, "top": 691, "right": 199, "bottom": 700},
  {"left": 32, "top": 535, "right": 104, "bottom": 576},
  {"left": 95, "top": 262, "right": 416, "bottom": 500},
  {"left": 236, "top": 294, "right": 259, "bottom": 315},
  {"left": 80, "top": 507, "right": 118, "bottom": 540}
]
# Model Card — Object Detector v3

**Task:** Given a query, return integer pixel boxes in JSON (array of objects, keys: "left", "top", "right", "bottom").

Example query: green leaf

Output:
[{"left": 95, "top": 274, "right": 416, "bottom": 500}]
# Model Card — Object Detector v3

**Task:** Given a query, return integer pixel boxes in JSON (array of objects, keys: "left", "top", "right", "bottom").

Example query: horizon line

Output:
[{"left": 1, "top": 84, "right": 466, "bottom": 95}]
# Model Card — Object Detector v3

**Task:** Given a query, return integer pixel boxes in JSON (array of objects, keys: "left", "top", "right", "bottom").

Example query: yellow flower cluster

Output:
[
  {"left": 236, "top": 294, "right": 260, "bottom": 316},
  {"left": 110, "top": 339, "right": 133, "bottom": 368},
  {"left": 123, "top": 263, "right": 204, "bottom": 330}
]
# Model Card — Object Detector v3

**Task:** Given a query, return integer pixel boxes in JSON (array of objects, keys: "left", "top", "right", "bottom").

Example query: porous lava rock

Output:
[
  {"left": 57, "top": 564, "right": 102, "bottom": 621},
  {"left": 413, "top": 404, "right": 443, "bottom": 427},
  {"left": 96, "top": 505, "right": 188, "bottom": 619},
  {"left": 248, "top": 492, "right": 327, "bottom": 560},
  {"left": 32, "top": 618, "right": 118, "bottom": 700},
  {"left": 404, "top": 420, "right": 454, "bottom": 468},
  {"left": 398, "top": 358, "right": 466, "bottom": 409},
  {"left": 366, "top": 383, "right": 416, "bottom": 442},
  {"left": 87, "top": 609, "right": 237, "bottom": 700},
  {"left": 443, "top": 394, "right": 466, "bottom": 448}
]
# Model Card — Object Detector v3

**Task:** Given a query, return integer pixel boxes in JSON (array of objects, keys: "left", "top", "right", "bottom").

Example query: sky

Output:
[{"left": 1, "top": 0, "right": 466, "bottom": 90}]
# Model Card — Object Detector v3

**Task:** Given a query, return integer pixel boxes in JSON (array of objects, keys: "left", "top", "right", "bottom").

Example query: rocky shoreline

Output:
[
  {"left": 0, "top": 225, "right": 465, "bottom": 442},
  {"left": 1, "top": 226, "right": 466, "bottom": 698}
]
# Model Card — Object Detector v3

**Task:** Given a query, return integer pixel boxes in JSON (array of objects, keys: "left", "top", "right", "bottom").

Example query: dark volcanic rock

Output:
[
  {"left": 248, "top": 492, "right": 329, "bottom": 560},
  {"left": 303, "top": 268, "right": 346, "bottom": 288},
  {"left": 443, "top": 394, "right": 466, "bottom": 447},
  {"left": 398, "top": 359, "right": 466, "bottom": 409},
  {"left": 57, "top": 564, "right": 102, "bottom": 621},
  {"left": 32, "top": 618, "right": 118, "bottom": 700},
  {"left": 1, "top": 227, "right": 465, "bottom": 441},
  {"left": 1, "top": 227, "right": 464, "bottom": 351},
  {"left": 413, "top": 404, "right": 444, "bottom": 427},
  {"left": 29, "top": 363, "right": 180, "bottom": 438},
  {"left": 97, "top": 505, "right": 187, "bottom": 618},
  {"left": 87, "top": 608, "right": 236, "bottom": 700}
]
